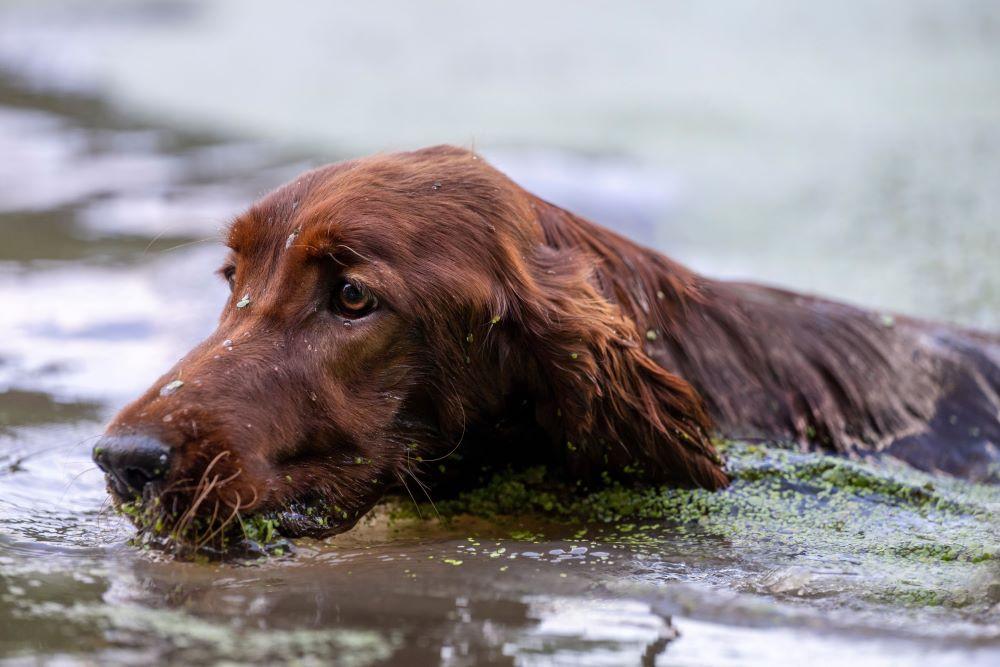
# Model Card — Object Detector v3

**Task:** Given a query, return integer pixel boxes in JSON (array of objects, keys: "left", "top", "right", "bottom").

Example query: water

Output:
[{"left": 0, "top": 1, "right": 998, "bottom": 664}]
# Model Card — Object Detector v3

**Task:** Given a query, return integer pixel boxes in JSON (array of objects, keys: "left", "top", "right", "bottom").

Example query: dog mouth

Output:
[
  {"left": 111, "top": 482, "right": 364, "bottom": 560},
  {"left": 100, "top": 437, "right": 391, "bottom": 559}
]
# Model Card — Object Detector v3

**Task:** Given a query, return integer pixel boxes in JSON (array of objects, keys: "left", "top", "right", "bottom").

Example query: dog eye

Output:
[
  {"left": 220, "top": 265, "right": 236, "bottom": 292},
  {"left": 334, "top": 280, "right": 378, "bottom": 317}
]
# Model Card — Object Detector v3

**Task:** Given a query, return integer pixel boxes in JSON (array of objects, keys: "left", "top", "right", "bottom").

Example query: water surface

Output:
[{"left": 0, "top": 1, "right": 998, "bottom": 664}]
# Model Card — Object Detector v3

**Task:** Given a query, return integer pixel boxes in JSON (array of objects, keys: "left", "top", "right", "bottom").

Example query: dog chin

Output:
[{"left": 273, "top": 508, "right": 362, "bottom": 539}]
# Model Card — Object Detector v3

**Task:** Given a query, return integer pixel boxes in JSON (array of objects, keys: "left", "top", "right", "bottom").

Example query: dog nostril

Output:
[{"left": 92, "top": 435, "right": 171, "bottom": 495}]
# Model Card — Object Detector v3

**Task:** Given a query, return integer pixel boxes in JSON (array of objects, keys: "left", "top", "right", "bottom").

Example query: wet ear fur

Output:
[{"left": 510, "top": 241, "right": 729, "bottom": 490}]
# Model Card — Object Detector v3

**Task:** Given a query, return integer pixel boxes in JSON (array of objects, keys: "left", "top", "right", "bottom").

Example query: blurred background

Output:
[
  {"left": 2, "top": 0, "right": 999, "bottom": 408},
  {"left": 1, "top": 1, "right": 999, "bottom": 664}
]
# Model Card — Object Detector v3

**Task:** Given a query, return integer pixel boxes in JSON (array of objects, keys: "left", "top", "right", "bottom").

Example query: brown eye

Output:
[
  {"left": 334, "top": 280, "right": 377, "bottom": 317},
  {"left": 221, "top": 265, "right": 236, "bottom": 292}
]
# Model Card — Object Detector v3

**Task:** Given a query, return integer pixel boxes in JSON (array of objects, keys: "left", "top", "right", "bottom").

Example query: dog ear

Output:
[{"left": 508, "top": 240, "right": 728, "bottom": 490}]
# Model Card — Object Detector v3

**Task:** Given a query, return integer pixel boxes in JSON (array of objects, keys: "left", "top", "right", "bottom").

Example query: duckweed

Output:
[
  {"left": 397, "top": 441, "right": 1000, "bottom": 610},
  {"left": 119, "top": 494, "right": 295, "bottom": 559}
]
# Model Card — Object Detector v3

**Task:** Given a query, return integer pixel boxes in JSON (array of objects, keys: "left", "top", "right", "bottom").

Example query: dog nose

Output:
[{"left": 92, "top": 435, "right": 171, "bottom": 496}]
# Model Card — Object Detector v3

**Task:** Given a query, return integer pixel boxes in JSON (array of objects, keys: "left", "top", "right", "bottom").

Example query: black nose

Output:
[{"left": 93, "top": 435, "right": 171, "bottom": 497}]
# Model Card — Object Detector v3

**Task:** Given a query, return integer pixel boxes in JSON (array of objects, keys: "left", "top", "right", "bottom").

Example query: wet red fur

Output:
[{"left": 105, "top": 145, "right": 1000, "bottom": 537}]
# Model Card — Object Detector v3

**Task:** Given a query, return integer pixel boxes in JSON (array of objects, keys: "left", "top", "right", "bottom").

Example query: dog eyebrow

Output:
[
  {"left": 295, "top": 219, "right": 345, "bottom": 258},
  {"left": 225, "top": 216, "right": 257, "bottom": 253}
]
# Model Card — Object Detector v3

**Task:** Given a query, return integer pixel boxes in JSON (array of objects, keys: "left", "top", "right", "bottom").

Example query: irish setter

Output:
[{"left": 93, "top": 145, "right": 999, "bottom": 546}]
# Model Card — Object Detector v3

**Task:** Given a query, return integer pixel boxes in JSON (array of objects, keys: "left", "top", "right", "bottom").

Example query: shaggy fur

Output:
[{"left": 98, "top": 145, "right": 1000, "bottom": 540}]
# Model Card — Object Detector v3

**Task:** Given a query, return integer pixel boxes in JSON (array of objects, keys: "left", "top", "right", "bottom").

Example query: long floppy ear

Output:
[{"left": 511, "top": 240, "right": 729, "bottom": 490}]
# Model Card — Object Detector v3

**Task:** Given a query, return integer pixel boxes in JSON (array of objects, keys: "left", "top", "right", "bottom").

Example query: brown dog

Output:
[{"left": 93, "top": 145, "right": 999, "bottom": 544}]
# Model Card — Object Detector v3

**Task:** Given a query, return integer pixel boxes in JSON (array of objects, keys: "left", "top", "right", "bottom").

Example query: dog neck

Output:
[{"left": 532, "top": 197, "right": 941, "bottom": 454}]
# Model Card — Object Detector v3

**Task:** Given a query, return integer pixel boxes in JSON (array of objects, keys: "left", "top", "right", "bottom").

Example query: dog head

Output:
[{"left": 94, "top": 145, "right": 726, "bottom": 552}]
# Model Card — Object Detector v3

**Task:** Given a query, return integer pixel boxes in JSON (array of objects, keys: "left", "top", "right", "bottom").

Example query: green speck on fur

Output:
[{"left": 240, "top": 515, "right": 279, "bottom": 545}]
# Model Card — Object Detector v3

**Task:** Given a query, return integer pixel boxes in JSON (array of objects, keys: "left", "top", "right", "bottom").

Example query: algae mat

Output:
[{"left": 398, "top": 441, "right": 1000, "bottom": 625}]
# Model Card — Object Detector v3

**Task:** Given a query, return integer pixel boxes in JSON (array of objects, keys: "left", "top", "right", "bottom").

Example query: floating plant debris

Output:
[
  {"left": 393, "top": 441, "right": 1000, "bottom": 611},
  {"left": 159, "top": 380, "right": 184, "bottom": 396}
]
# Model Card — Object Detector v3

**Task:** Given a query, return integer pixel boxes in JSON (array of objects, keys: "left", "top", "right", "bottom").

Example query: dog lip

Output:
[
  {"left": 107, "top": 476, "right": 165, "bottom": 504},
  {"left": 105, "top": 472, "right": 132, "bottom": 499},
  {"left": 273, "top": 508, "right": 362, "bottom": 539}
]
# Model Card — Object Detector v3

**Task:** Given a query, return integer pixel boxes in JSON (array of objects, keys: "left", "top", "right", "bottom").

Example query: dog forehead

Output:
[
  {"left": 227, "top": 186, "right": 312, "bottom": 257},
  {"left": 230, "top": 147, "right": 539, "bottom": 269}
]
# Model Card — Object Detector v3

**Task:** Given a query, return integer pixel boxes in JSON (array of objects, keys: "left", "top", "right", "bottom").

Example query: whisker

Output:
[
  {"left": 406, "top": 467, "right": 439, "bottom": 518},
  {"left": 174, "top": 473, "right": 220, "bottom": 538},
  {"left": 142, "top": 229, "right": 171, "bottom": 255},
  {"left": 157, "top": 237, "right": 217, "bottom": 254},
  {"left": 3, "top": 433, "right": 104, "bottom": 476},
  {"left": 335, "top": 243, "right": 372, "bottom": 262},
  {"left": 203, "top": 499, "right": 221, "bottom": 539},
  {"left": 395, "top": 470, "right": 423, "bottom": 519},
  {"left": 419, "top": 437, "right": 464, "bottom": 464},
  {"left": 214, "top": 467, "right": 243, "bottom": 490},
  {"left": 59, "top": 466, "right": 101, "bottom": 501},
  {"left": 95, "top": 495, "right": 113, "bottom": 524},
  {"left": 197, "top": 500, "right": 241, "bottom": 549}
]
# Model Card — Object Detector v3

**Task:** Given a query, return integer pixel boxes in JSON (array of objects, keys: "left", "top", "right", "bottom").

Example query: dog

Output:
[{"left": 93, "top": 145, "right": 999, "bottom": 545}]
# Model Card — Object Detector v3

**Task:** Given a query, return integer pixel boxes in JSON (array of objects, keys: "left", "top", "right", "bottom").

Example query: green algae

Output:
[
  {"left": 398, "top": 441, "right": 1000, "bottom": 612},
  {"left": 119, "top": 497, "right": 291, "bottom": 559},
  {"left": 114, "top": 439, "right": 998, "bottom": 614}
]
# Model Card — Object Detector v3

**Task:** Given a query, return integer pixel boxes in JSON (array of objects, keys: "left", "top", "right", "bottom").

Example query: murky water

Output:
[{"left": 0, "top": 1, "right": 998, "bottom": 664}]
